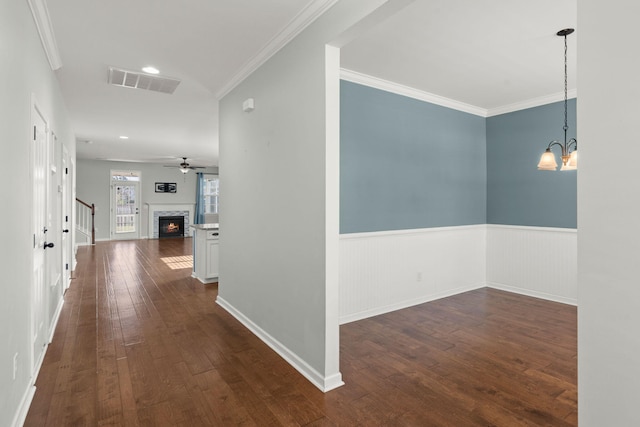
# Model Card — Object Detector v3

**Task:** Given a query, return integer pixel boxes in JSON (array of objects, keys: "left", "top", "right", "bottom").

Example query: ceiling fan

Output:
[{"left": 163, "top": 157, "right": 205, "bottom": 174}]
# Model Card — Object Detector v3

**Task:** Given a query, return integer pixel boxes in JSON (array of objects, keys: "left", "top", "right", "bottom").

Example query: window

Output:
[
  {"left": 111, "top": 170, "right": 140, "bottom": 182},
  {"left": 203, "top": 175, "right": 219, "bottom": 214}
]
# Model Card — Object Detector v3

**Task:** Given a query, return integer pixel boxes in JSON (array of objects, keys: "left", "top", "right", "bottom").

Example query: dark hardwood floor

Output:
[{"left": 25, "top": 238, "right": 577, "bottom": 426}]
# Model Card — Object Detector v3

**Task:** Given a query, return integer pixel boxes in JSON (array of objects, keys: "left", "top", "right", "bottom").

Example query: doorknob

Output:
[
  {"left": 63, "top": 229, "right": 70, "bottom": 233},
  {"left": 44, "top": 242, "right": 55, "bottom": 249}
]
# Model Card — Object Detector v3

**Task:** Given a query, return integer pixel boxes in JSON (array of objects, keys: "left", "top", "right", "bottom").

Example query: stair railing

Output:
[{"left": 75, "top": 198, "right": 95, "bottom": 245}]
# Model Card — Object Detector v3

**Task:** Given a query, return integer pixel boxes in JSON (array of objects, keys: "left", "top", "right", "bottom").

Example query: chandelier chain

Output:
[{"left": 563, "top": 33, "right": 568, "bottom": 138}]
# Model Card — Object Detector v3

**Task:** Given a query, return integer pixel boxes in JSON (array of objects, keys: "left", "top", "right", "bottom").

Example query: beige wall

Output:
[
  {"left": 0, "top": 1, "right": 76, "bottom": 425},
  {"left": 578, "top": 0, "right": 640, "bottom": 424}
]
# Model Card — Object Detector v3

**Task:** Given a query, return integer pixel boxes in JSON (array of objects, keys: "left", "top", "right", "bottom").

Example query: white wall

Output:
[
  {"left": 578, "top": 1, "right": 640, "bottom": 424},
  {"left": 217, "top": 0, "right": 392, "bottom": 391},
  {"left": 76, "top": 159, "right": 217, "bottom": 240},
  {"left": 0, "top": 1, "right": 76, "bottom": 426}
]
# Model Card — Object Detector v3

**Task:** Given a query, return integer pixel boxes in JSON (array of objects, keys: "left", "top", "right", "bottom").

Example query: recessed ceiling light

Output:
[
  {"left": 119, "top": 136, "right": 129, "bottom": 140},
  {"left": 142, "top": 66, "right": 160, "bottom": 74}
]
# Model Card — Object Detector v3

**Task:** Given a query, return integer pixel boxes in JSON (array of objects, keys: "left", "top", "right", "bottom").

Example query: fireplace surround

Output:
[{"left": 147, "top": 204, "right": 192, "bottom": 239}]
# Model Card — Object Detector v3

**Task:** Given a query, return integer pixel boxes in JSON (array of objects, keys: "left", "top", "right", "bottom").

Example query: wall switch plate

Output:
[{"left": 416, "top": 272, "right": 422, "bottom": 282}]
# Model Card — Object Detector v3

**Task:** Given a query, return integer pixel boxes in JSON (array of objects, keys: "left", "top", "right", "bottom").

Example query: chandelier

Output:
[{"left": 537, "top": 28, "right": 577, "bottom": 171}]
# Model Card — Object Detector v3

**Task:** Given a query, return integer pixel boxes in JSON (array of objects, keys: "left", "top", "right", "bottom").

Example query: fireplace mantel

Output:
[{"left": 145, "top": 203, "right": 195, "bottom": 239}]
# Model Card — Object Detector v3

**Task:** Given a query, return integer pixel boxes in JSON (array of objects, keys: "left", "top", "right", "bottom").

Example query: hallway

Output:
[{"left": 25, "top": 239, "right": 577, "bottom": 426}]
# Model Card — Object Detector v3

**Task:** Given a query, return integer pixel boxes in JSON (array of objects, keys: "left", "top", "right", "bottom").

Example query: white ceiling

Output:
[
  {"left": 46, "top": 0, "right": 576, "bottom": 166},
  {"left": 341, "top": 0, "right": 577, "bottom": 113}
]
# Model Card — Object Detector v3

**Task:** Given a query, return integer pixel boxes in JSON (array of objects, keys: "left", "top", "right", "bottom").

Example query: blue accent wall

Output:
[
  {"left": 340, "top": 81, "right": 487, "bottom": 234},
  {"left": 486, "top": 99, "right": 577, "bottom": 228}
]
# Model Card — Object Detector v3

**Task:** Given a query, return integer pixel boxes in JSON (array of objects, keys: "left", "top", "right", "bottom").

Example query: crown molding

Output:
[
  {"left": 216, "top": 0, "right": 339, "bottom": 100},
  {"left": 486, "top": 89, "right": 578, "bottom": 117},
  {"left": 27, "top": 0, "right": 62, "bottom": 70},
  {"left": 341, "top": 69, "right": 579, "bottom": 118},
  {"left": 340, "top": 68, "right": 488, "bottom": 117}
]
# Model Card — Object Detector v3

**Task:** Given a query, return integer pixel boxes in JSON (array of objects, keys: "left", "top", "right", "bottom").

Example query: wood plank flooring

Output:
[{"left": 25, "top": 238, "right": 577, "bottom": 426}]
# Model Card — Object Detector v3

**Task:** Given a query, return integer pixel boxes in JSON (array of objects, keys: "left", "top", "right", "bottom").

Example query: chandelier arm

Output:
[
  {"left": 546, "top": 140, "right": 566, "bottom": 155},
  {"left": 567, "top": 138, "right": 577, "bottom": 151}
]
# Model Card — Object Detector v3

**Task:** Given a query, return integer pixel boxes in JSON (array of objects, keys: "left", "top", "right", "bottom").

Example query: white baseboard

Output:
[
  {"left": 340, "top": 282, "right": 486, "bottom": 324},
  {"left": 487, "top": 282, "right": 577, "bottom": 306},
  {"left": 192, "top": 271, "right": 217, "bottom": 284},
  {"left": 15, "top": 289, "right": 67, "bottom": 427},
  {"left": 216, "top": 296, "right": 344, "bottom": 392},
  {"left": 11, "top": 384, "right": 36, "bottom": 427},
  {"left": 48, "top": 297, "right": 64, "bottom": 342}
]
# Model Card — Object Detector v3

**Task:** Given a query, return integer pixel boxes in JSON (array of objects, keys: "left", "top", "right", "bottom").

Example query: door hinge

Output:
[
  {"left": 33, "top": 126, "right": 36, "bottom": 140},
  {"left": 65, "top": 215, "right": 68, "bottom": 222},
  {"left": 65, "top": 263, "right": 69, "bottom": 271},
  {"left": 33, "top": 234, "right": 36, "bottom": 248},
  {"left": 65, "top": 167, "right": 68, "bottom": 174}
]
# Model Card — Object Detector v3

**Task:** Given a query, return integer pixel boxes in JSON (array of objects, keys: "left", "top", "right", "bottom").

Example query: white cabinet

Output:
[
  {"left": 205, "top": 239, "right": 219, "bottom": 279},
  {"left": 191, "top": 225, "right": 219, "bottom": 283}
]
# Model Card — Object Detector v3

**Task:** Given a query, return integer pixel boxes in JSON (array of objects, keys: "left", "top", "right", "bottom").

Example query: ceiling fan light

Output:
[
  {"left": 180, "top": 167, "right": 190, "bottom": 174},
  {"left": 537, "top": 149, "right": 558, "bottom": 171}
]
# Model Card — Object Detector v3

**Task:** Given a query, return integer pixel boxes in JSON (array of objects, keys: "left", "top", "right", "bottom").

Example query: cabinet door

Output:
[{"left": 205, "top": 241, "right": 219, "bottom": 279}]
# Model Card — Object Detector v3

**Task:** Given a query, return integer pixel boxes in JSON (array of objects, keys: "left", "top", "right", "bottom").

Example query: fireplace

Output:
[{"left": 158, "top": 216, "right": 185, "bottom": 238}]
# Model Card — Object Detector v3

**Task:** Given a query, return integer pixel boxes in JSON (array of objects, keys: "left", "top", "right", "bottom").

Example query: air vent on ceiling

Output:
[{"left": 108, "top": 67, "right": 180, "bottom": 94}]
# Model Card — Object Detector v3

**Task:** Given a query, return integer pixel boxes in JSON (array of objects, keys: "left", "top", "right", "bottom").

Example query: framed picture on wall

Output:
[{"left": 155, "top": 182, "right": 177, "bottom": 193}]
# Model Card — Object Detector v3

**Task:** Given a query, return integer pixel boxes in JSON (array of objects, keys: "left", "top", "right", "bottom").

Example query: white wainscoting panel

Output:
[
  {"left": 339, "top": 225, "right": 487, "bottom": 324},
  {"left": 486, "top": 225, "right": 577, "bottom": 305}
]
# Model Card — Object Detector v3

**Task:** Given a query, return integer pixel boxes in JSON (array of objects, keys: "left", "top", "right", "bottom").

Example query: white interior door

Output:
[
  {"left": 48, "top": 132, "right": 62, "bottom": 299},
  {"left": 61, "top": 145, "right": 71, "bottom": 290},
  {"left": 31, "top": 102, "right": 49, "bottom": 373},
  {"left": 111, "top": 181, "right": 140, "bottom": 240}
]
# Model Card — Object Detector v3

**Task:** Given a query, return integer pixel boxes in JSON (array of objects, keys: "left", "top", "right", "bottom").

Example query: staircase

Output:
[{"left": 76, "top": 198, "right": 95, "bottom": 245}]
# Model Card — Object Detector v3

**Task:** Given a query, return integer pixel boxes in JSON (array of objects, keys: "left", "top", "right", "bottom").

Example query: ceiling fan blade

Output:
[{"left": 162, "top": 157, "right": 208, "bottom": 170}]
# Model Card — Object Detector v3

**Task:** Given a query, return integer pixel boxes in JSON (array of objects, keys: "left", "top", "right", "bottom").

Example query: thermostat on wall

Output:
[{"left": 243, "top": 98, "right": 254, "bottom": 112}]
